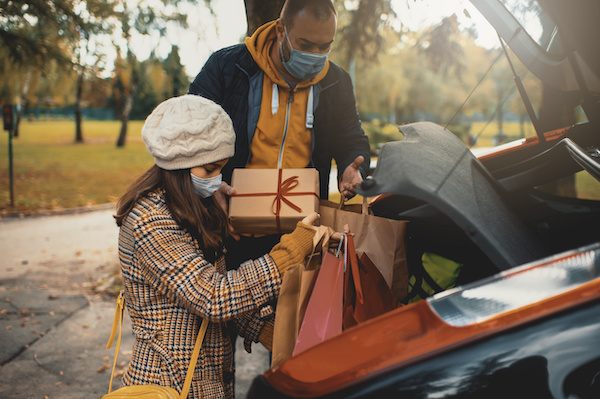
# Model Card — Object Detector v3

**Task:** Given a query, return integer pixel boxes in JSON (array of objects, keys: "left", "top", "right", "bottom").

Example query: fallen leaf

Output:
[
  {"left": 49, "top": 294, "right": 60, "bottom": 300},
  {"left": 97, "top": 364, "right": 110, "bottom": 373},
  {"left": 5, "top": 326, "right": 12, "bottom": 330}
]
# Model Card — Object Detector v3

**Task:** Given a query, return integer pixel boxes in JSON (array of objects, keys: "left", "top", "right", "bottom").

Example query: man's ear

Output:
[{"left": 275, "top": 19, "right": 285, "bottom": 41}]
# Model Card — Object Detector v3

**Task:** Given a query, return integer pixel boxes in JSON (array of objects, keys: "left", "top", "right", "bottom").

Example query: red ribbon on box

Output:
[{"left": 232, "top": 169, "right": 319, "bottom": 233}]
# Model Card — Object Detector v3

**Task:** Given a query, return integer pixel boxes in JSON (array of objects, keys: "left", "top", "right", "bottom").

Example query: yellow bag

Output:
[
  {"left": 407, "top": 252, "right": 463, "bottom": 304},
  {"left": 102, "top": 385, "right": 180, "bottom": 398},
  {"left": 102, "top": 291, "right": 208, "bottom": 399}
]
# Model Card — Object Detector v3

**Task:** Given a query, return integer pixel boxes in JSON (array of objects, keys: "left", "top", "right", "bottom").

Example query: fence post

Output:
[{"left": 3, "top": 104, "right": 14, "bottom": 207}]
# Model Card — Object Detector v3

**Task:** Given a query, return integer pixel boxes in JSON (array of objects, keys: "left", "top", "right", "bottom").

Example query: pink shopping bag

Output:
[{"left": 292, "top": 250, "right": 344, "bottom": 356}]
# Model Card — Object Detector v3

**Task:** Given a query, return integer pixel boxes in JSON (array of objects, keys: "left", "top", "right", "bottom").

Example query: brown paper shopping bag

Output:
[
  {"left": 271, "top": 225, "right": 336, "bottom": 368},
  {"left": 320, "top": 197, "right": 409, "bottom": 302}
]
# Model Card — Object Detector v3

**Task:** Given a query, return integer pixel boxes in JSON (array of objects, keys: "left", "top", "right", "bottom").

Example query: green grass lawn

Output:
[
  {"left": 1, "top": 119, "right": 599, "bottom": 215},
  {"left": 0, "top": 120, "right": 154, "bottom": 214}
]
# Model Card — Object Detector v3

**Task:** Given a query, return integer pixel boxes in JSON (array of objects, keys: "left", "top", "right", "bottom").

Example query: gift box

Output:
[{"left": 229, "top": 168, "right": 320, "bottom": 235}]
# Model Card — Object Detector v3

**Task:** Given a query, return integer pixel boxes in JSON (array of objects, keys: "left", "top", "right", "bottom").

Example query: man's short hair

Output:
[{"left": 280, "top": 0, "right": 336, "bottom": 29}]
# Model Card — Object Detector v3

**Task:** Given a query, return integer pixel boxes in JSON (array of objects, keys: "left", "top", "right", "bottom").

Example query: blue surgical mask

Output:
[
  {"left": 190, "top": 173, "right": 222, "bottom": 198},
  {"left": 280, "top": 27, "right": 329, "bottom": 81}
]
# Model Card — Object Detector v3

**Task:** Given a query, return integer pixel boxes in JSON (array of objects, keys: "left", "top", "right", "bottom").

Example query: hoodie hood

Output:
[{"left": 244, "top": 20, "right": 329, "bottom": 88}]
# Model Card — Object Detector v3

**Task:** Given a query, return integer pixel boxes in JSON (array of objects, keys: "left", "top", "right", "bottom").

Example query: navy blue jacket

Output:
[{"left": 188, "top": 43, "right": 370, "bottom": 199}]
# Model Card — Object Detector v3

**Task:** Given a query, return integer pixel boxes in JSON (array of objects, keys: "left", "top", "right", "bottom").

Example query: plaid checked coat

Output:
[{"left": 118, "top": 190, "right": 280, "bottom": 398}]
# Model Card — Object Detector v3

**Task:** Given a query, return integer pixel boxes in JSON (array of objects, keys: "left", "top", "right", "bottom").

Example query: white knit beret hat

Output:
[{"left": 141, "top": 95, "right": 235, "bottom": 170}]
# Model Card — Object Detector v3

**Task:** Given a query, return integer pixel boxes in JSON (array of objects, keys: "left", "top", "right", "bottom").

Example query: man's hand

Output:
[
  {"left": 339, "top": 155, "right": 365, "bottom": 201},
  {"left": 214, "top": 181, "right": 240, "bottom": 240}
]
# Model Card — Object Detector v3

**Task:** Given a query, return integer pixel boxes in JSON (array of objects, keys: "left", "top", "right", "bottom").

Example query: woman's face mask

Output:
[
  {"left": 280, "top": 26, "right": 329, "bottom": 81},
  {"left": 191, "top": 173, "right": 222, "bottom": 198}
]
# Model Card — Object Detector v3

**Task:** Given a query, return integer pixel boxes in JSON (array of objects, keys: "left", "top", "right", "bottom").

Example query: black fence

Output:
[{"left": 25, "top": 106, "right": 115, "bottom": 121}]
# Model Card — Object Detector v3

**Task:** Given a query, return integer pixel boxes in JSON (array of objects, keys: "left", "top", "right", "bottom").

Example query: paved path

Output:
[{"left": 0, "top": 207, "right": 269, "bottom": 398}]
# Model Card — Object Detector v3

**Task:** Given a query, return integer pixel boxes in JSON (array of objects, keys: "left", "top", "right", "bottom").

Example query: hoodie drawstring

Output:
[
  {"left": 272, "top": 84, "right": 314, "bottom": 130},
  {"left": 272, "top": 83, "right": 279, "bottom": 115}
]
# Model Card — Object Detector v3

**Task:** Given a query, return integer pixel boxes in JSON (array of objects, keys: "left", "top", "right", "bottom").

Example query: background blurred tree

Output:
[
  {"left": 113, "top": 0, "right": 197, "bottom": 147},
  {"left": 162, "top": 45, "right": 190, "bottom": 98},
  {"left": 419, "top": 14, "right": 464, "bottom": 79},
  {"left": 72, "top": 0, "right": 119, "bottom": 143},
  {"left": 0, "top": 0, "right": 82, "bottom": 136},
  {"left": 244, "top": 0, "right": 284, "bottom": 35},
  {"left": 129, "top": 53, "right": 162, "bottom": 121},
  {"left": 112, "top": 47, "right": 141, "bottom": 147}
]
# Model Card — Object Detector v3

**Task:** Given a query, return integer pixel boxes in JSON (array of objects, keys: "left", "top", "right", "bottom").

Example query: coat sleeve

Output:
[
  {"left": 232, "top": 308, "right": 275, "bottom": 354},
  {"left": 328, "top": 69, "right": 371, "bottom": 180},
  {"left": 132, "top": 209, "right": 281, "bottom": 322}
]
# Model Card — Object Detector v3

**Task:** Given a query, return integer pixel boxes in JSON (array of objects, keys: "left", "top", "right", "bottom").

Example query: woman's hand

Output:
[
  {"left": 214, "top": 181, "right": 240, "bottom": 240},
  {"left": 301, "top": 212, "right": 350, "bottom": 244},
  {"left": 301, "top": 212, "right": 320, "bottom": 229}
]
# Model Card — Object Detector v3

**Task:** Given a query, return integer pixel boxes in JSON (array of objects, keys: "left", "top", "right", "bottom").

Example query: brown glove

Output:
[{"left": 269, "top": 222, "right": 316, "bottom": 275}]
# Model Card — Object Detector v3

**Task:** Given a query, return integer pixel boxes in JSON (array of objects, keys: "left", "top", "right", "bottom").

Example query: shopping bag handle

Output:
[
  {"left": 306, "top": 225, "right": 337, "bottom": 266},
  {"left": 346, "top": 234, "right": 364, "bottom": 304},
  {"left": 338, "top": 196, "right": 369, "bottom": 216}
]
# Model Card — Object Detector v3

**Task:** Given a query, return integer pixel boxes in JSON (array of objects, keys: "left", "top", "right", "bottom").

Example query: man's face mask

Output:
[
  {"left": 280, "top": 26, "right": 329, "bottom": 81},
  {"left": 191, "top": 173, "right": 222, "bottom": 198}
]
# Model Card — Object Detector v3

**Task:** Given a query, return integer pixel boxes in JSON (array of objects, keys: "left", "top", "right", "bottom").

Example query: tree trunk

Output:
[
  {"left": 116, "top": 91, "right": 133, "bottom": 147},
  {"left": 244, "top": 0, "right": 285, "bottom": 36},
  {"left": 75, "top": 66, "right": 84, "bottom": 143},
  {"left": 14, "top": 68, "right": 32, "bottom": 138}
]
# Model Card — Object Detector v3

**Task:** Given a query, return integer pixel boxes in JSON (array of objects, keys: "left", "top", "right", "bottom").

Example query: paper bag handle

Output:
[
  {"left": 306, "top": 225, "right": 337, "bottom": 266},
  {"left": 346, "top": 234, "right": 364, "bottom": 304},
  {"left": 338, "top": 196, "right": 369, "bottom": 215}
]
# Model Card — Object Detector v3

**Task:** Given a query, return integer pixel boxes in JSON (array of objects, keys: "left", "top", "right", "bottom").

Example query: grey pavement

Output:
[{"left": 0, "top": 206, "right": 269, "bottom": 398}]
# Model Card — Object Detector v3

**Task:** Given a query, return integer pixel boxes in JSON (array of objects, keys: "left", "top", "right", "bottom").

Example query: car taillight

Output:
[
  {"left": 265, "top": 243, "right": 600, "bottom": 398},
  {"left": 429, "top": 243, "right": 600, "bottom": 327}
]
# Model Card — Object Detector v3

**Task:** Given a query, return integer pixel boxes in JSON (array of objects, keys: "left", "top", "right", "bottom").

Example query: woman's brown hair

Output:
[{"left": 114, "top": 165, "right": 229, "bottom": 262}]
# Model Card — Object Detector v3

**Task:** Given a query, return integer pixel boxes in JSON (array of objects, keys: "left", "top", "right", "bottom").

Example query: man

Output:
[
  {"left": 188, "top": 0, "right": 370, "bottom": 265},
  {"left": 188, "top": 0, "right": 370, "bottom": 200}
]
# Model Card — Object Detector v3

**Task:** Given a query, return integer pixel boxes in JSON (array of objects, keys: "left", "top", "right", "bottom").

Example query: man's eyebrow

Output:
[{"left": 298, "top": 37, "right": 334, "bottom": 47}]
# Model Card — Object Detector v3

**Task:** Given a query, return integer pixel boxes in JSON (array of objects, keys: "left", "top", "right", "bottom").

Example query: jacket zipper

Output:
[{"left": 277, "top": 87, "right": 294, "bottom": 169}]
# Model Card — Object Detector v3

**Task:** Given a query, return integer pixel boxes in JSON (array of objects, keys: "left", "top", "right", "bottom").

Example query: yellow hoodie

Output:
[{"left": 244, "top": 21, "right": 329, "bottom": 169}]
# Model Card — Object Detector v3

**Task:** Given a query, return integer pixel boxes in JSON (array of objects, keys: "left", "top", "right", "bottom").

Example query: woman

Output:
[{"left": 114, "top": 95, "right": 318, "bottom": 398}]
